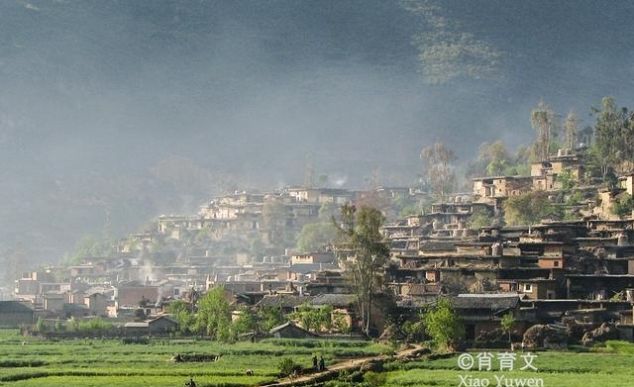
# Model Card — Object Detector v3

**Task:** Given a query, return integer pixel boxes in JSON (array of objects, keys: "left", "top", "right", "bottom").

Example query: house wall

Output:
[
  {"left": 0, "top": 311, "right": 34, "bottom": 327},
  {"left": 149, "top": 318, "right": 177, "bottom": 334},
  {"left": 538, "top": 257, "right": 564, "bottom": 269}
]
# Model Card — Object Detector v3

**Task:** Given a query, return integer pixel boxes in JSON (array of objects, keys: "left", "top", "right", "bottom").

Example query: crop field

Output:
[
  {"left": 0, "top": 330, "right": 391, "bottom": 386},
  {"left": 382, "top": 341, "right": 634, "bottom": 387},
  {"left": 3, "top": 329, "right": 633, "bottom": 387}
]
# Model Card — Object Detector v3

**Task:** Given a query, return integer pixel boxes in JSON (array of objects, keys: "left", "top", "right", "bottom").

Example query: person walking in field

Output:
[
  {"left": 312, "top": 355, "right": 318, "bottom": 371},
  {"left": 319, "top": 356, "right": 325, "bottom": 371}
]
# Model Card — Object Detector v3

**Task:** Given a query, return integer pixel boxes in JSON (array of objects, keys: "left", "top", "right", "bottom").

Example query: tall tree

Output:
[
  {"left": 261, "top": 199, "right": 292, "bottom": 252},
  {"left": 195, "top": 287, "right": 232, "bottom": 341},
  {"left": 503, "top": 191, "right": 559, "bottom": 226},
  {"left": 500, "top": 312, "right": 516, "bottom": 348},
  {"left": 592, "top": 97, "right": 623, "bottom": 180},
  {"left": 530, "top": 100, "right": 556, "bottom": 161},
  {"left": 563, "top": 111, "right": 578, "bottom": 150},
  {"left": 334, "top": 204, "right": 389, "bottom": 336},
  {"left": 423, "top": 298, "right": 464, "bottom": 351},
  {"left": 420, "top": 142, "right": 457, "bottom": 199}
]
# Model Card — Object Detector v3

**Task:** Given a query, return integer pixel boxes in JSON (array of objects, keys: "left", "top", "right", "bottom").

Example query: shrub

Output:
[{"left": 278, "top": 357, "right": 302, "bottom": 377}]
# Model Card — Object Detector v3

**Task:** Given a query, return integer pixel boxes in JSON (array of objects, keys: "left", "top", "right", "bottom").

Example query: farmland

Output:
[
  {"left": 2, "top": 329, "right": 633, "bottom": 387},
  {"left": 381, "top": 341, "right": 634, "bottom": 387},
  {"left": 0, "top": 330, "right": 391, "bottom": 386}
]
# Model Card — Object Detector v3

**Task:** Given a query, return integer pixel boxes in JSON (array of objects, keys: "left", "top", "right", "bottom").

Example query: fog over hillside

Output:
[{"left": 1, "top": 0, "right": 633, "bottom": 267}]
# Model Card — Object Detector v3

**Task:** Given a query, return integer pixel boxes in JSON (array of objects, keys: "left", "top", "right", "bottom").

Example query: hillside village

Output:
[{"left": 3, "top": 101, "right": 634, "bottom": 348}]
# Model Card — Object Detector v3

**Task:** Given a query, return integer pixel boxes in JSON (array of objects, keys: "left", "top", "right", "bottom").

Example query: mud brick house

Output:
[
  {"left": 0, "top": 301, "right": 34, "bottom": 327},
  {"left": 451, "top": 294, "right": 523, "bottom": 341},
  {"left": 472, "top": 176, "right": 533, "bottom": 199},
  {"left": 269, "top": 321, "right": 318, "bottom": 339},
  {"left": 565, "top": 274, "right": 634, "bottom": 300}
]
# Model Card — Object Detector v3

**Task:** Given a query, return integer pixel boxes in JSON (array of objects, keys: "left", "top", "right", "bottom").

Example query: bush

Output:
[
  {"left": 364, "top": 371, "right": 387, "bottom": 387},
  {"left": 278, "top": 357, "right": 302, "bottom": 377}
]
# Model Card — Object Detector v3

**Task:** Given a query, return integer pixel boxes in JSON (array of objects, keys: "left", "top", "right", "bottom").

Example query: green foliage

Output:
[
  {"left": 612, "top": 193, "right": 634, "bottom": 219},
  {"left": 466, "top": 140, "right": 530, "bottom": 179},
  {"left": 54, "top": 320, "right": 65, "bottom": 332},
  {"left": 166, "top": 300, "right": 195, "bottom": 334},
  {"left": 405, "top": 1, "right": 502, "bottom": 85},
  {"left": 35, "top": 317, "right": 47, "bottom": 333},
  {"left": 232, "top": 308, "right": 258, "bottom": 337},
  {"left": 262, "top": 200, "right": 295, "bottom": 252},
  {"left": 257, "top": 306, "right": 286, "bottom": 332},
  {"left": 67, "top": 317, "right": 81, "bottom": 332},
  {"left": 566, "top": 191, "right": 584, "bottom": 206},
  {"left": 278, "top": 357, "right": 302, "bottom": 377},
  {"left": 556, "top": 170, "right": 576, "bottom": 190},
  {"left": 500, "top": 312, "right": 516, "bottom": 343},
  {"left": 420, "top": 142, "right": 457, "bottom": 198},
  {"left": 423, "top": 298, "right": 464, "bottom": 351},
  {"left": 401, "top": 319, "right": 426, "bottom": 343},
  {"left": 64, "top": 235, "right": 115, "bottom": 265},
  {"left": 332, "top": 311, "right": 351, "bottom": 334},
  {"left": 335, "top": 205, "right": 390, "bottom": 335},
  {"left": 531, "top": 100, "right": 557, "bottom": 161},
  {"left": 0, "top": 328, "right": 391, "bottom": 386},
  {"left": 78, "top": 318, "right": 113, "bottom": 332},
  {"left": 195, "top": 287, "right": 232, "bottom": 341},
  {"left": 364, "top": 371, "right": 387, "bottom": 387},
  {"left": 467, "top": 207, "right": 494, "bottom": 230},
  {"left": 503, "top": 191, "right": 558, "bottom": 226},
  {"left": 291, "top": 304, "right": 333, "bottom": 333},
  {"left": 590, "top": 96, "right": 634, "bottom": 180},
  {"left": 297, "top": 222, "right": 338, "bottom": 253}
]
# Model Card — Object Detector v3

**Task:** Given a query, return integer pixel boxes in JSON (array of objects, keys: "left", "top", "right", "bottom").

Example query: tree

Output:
[
  {"left": 500, "top": 312, "right": 516, "bottom": 347},
  {"left": 612, "top": 193, "right": 634, "bottom": 219},
  {"left": 232, "top": 307, "right": 258, "bottom": 337},
  {"left": 503, "top": 191, "right": 559, "bottom": 226},
  {"left": 530, "top": 100, "right": 557, "bottom": 161},
  {"left": 563, "top": 111, "right": 578, "bottom": 150},
  {"left": 332, "top": 311, "right": 351, "bottom": 333},
  {"left": 556, "top": 170, "right": 576, "bottom": 191},
  {"left": 423, "top": 298, "right": 464, "bottom": 351},
  {"left": 402, "top": 319, "right": 426, "bottom": 343},
  {"left": 592, "top": 97, "right": 627, "bottom": 180},
  {"left": 334, "top": 205, "right": 389, "bottom": 336},
  {"left": 257, "top": 306, "right": 285, "bottom": 332},
  {"left": 262, "top": 200, "right": 292, "bottom": 252},
  {"left": 420, "top": 142, "right": 457, "bottom": 199},
  {"left": 167, "top": 300, "right": 195, "bottom": 334},
  {"left": 467, "top": 207, "right": 495, "bottom": 230},
  {"left": 35, "top": 317, "right": 47, "bottom": 333},
  {"left": 195, "top": 287, "right": 232, "bottom": 341},
  {"left": 296, "top": 222, "right": 337, "bottom": 253},
  {"left": 278, "top": 358, "right": 302, "bottom": 377},
  {"left": 290, "top": 304, "right": 333, "bottom": 333}
]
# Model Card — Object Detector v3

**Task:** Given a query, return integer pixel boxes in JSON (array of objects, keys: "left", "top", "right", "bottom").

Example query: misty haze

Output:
[{"left": 2, "top": 1, "right": 634, "bottom": 387}]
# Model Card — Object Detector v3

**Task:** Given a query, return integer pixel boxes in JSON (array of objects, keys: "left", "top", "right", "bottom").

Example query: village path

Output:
[{"left": 257, "top": 344, "right": 426, "bottom": 387}]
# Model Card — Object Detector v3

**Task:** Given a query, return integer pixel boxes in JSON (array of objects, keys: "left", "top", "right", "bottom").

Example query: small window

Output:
[
  {"left": 523, "top": 284, "right": 533, "bottom": 292},
  {"left": 553, "top": 260, "right": 559, "bottom": 267}
]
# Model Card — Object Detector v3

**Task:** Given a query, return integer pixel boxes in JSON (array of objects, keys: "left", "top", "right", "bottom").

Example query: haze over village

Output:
[{"left": 1, "top": 1, "right": 634, "bottom": 387}]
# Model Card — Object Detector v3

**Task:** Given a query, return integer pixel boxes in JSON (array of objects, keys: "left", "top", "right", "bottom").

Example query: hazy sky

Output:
[{"left": 1, "top": 0, "right": 634, "bottom": 263}]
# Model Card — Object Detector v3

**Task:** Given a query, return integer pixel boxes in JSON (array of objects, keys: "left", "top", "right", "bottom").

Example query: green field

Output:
[
  {"left": 0, "top": 330, "right": 391, "bottom": 386},
  {"left": 2, "top": 329, "right": 633, "bottom": 387},
  {"left": 382, "top": 342, "right": 634, "bottom": 387}
]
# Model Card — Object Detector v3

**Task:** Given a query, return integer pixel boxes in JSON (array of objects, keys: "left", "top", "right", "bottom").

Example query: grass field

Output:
[
  {"left": 382, "top": 341, "right": 634, "bottom": 387},
  {"left": 0, "top": 329, "right": 391, "bottom": 386}
]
